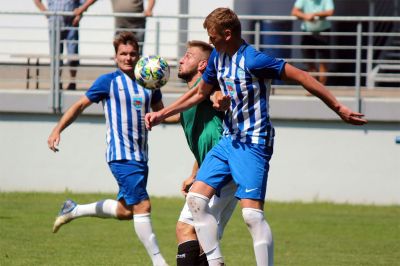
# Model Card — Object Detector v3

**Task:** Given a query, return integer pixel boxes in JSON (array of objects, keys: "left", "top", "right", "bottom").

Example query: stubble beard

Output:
[{"left": 178, "top": 68, "right": 197, "bottom": 83}]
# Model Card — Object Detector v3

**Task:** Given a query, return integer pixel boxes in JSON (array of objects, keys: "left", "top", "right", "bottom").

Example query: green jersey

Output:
[{"left": 180, "top": 97, "right": 224, "bottom": 166}]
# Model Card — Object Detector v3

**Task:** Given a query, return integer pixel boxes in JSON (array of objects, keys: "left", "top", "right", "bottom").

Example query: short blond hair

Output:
[
  {"left": 187, "top": 40, "right": 213, "bottom": 58},
  {"left": 203, "top": 8, "right": 241, "bottom": 37}
]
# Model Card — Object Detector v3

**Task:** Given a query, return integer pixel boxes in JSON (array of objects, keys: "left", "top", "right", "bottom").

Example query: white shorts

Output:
[{"left": 178, "top": 180, "right": 238, "bottom": 239}]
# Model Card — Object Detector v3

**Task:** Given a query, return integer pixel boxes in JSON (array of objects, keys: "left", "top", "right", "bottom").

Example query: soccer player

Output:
[
  {"left": 169, "top": 40, "right": 237, "bottom": 266},
  {"left": 47, "top": 31, "right": 168, "bottom": 266},
  {"left": 145, "top": 7, "right": 368, "bottom": 266}
]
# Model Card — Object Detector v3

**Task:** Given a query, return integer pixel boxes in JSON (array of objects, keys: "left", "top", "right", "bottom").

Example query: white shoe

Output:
[{"left": 52, "top": 199, "right": 77, "bottom": 233}]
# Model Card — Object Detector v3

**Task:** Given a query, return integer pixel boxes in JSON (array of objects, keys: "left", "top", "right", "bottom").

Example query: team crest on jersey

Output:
[
  {"left": 225, "top": 80, "right": 235, "bottom": 97},
  {"left": 133, "top": 97, "right": 143, "bottom": 109},
  {"left": 237, "top": 67, "right": 246, "bottom": 79}
]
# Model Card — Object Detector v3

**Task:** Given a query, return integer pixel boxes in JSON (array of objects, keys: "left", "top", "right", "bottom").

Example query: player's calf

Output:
[
  {"left": 242, "top": 208, "right": 274, "bottom": 266},
  {"left": 186, "top": 192, "right": 224, "bottom": 266},
  {"left": 177, "top": 240, "right": 208, "bottom": 266}
]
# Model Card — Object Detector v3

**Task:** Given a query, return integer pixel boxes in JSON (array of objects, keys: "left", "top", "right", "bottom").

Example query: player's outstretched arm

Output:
[
  {"left": 47, "top": 96, "right": 92, "bottom": 152},
  {"left": 145, "top": 79, "right": 213, "bottom": 130},
  {"left": 281, "top": 63, "right": 367, "bottom": 125}
]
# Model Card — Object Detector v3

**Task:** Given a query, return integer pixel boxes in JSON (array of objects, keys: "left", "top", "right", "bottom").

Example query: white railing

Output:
[{"left": 0, "top": 11, "right": 399, "bottom": 113}]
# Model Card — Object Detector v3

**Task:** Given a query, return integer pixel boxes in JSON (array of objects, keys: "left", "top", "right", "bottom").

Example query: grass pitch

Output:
[{"left": 0, "top": 192, "right": 399, "bottom": 265}]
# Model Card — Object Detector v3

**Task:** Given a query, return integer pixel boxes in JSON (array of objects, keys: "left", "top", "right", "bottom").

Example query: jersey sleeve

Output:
[
  {"left": 85, "top": 73, "right": 113, "bottom": 103},
  {"left": 202, "top": 49, "right": 219, "bottom": 86},
  {"left": 151, "top": 88, "right": 162, "bottom": 104},
  {"left": 247, "top": 49, "right": 286, "bottom": 80}
]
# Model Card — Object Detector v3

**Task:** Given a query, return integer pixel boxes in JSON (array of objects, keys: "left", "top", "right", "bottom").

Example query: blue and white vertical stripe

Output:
[
  {"left": 86, "top": 70, "right": 160, "bottom": 162},
  {"left": 202, "top": 42, "right": 286, "bottom": 146}
]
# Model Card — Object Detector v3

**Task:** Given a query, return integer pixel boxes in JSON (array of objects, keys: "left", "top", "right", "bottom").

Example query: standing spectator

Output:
[
  {"left": 292, "top": 0, "right": 335, "bottom": 85},
  {"left": 47, "top": 31, "right": 168, "bottom": 266},
  {"left": 34, "top": 0, "right": 96, "bottom": 90},
  {"left": 111, "top": 0, "right": 156, "bottom": 51}
]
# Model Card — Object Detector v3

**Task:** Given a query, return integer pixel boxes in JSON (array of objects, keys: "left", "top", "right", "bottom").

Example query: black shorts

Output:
[{"left": 301, "top": 30, "right": 331, "bottom": 60}]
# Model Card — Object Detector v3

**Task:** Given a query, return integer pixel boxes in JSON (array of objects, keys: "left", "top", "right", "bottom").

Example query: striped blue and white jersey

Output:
[
  {"left": 86, "top": 69, "right": 162, "bottom": 162},
  {"left": 202, "top": 42, "right": 286, "bottom": 145}
]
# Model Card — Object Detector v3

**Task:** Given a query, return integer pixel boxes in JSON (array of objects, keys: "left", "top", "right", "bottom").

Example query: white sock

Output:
[
  {"left": 186, "top": 192, "right": 224, "bottom": 263},
  {"left": 72, "top": 199, "right": 118, "bottom": 218},
  {"left": 242, "top": 208, "right": 274, "bottom": 266},
  {"left": 134, "top": 213, "right": 167, "bottom": 266}
]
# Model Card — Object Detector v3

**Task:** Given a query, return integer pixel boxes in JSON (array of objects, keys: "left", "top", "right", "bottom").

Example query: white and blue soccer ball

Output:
[{"left": 134, "top": 55, "right": 170, "bottom": 90}]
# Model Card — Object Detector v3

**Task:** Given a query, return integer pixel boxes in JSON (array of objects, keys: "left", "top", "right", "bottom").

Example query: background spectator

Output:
[
  {"left": 292, "top": 0, "right": 335, "bottom": 85},
  {"left": 111, "top": 0, "right": 156, "bottom": 52},
  {"left": 33, "top": 0, "right": 96, "bottom": 90}
]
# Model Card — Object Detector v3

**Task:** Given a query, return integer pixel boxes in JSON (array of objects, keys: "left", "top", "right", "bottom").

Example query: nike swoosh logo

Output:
[{"left": 245, "top": 188, "right": 258, "bottom": 193}]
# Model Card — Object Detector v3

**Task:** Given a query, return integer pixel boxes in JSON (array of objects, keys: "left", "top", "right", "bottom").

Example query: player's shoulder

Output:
[
  {"left": 242, "top": 44, "right": 277, "bottom": 68},
  {"left": 95, "top": 71, "right": 119, "bottom": 84}
]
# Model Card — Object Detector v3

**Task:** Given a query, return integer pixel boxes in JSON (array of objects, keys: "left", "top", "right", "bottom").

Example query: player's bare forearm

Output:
[
  {"left": 162, "top": 113, "right": 180, "bottom": 123},
  {"left": 48, "top": 96, "right": 92, "bottom": 151},
  {"left": 282, "top": 63, "right": 367, "bottom": 125},
  {"left": 145, "top": 80, "right": 211, "bottom": 129}
]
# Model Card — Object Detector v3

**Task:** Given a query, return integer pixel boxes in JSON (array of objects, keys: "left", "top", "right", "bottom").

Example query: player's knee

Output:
[
  {"left": 242, "top": 207, "right": 265, "bottom": 228},
  {"left": 242, "top": 208, "right": 273, "bottom": 245},
  {"left": 116, "top": 205, "right": 133, "bottom": 220},
  {"left": 186, "top": 192, "right": 210, "bottom": 217},
  {"left": 176, "top": 221, "right": 197, "bottom": 241}
]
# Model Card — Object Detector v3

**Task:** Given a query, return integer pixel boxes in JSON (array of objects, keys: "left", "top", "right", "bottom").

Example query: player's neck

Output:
[
  {"left": 187, "top": 75, "right": 202, "bottom": 90},
  {"left": 226, "top": 38, "right": 244, "bottom": 57},
  {"left": 121, "top": 69, "right": 135, "bottom": 80}
]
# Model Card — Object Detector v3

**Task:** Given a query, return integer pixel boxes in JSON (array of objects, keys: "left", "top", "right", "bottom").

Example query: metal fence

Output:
[{"left": 0, "top": 11, "right": 399, "bottom": 113}]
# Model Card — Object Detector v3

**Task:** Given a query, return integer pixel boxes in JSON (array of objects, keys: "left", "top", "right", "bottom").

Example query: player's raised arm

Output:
[
  {"left": 145, "top": 79, "right": 213, "bottom": 130},
  {"left": 281, "top": 63, "right": 367, "bottom": 125},
  {"left": 47, "top": 96, "right": 92, "bottom": 152}
]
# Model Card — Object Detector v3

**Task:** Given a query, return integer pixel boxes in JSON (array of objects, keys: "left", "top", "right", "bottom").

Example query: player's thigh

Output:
[
  {"left": 195, "top": 138, "right": 232, "bottom": 191},
  {"left": 209, "top": 180, "right": 237, "bottom": 219},
  {"left": 229, "top": 140, "right": 273, "bottom": 201},
  {"left": 178, "top": 201, "right": 195, "bottom": 226},
  {"left": 210, "top": 180, "right": 238, "bottom": 238}
]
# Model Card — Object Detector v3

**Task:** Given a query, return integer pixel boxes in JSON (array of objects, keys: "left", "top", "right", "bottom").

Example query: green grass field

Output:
[{"left": 1, "top": 192, "right": 399, "bottom": 265}]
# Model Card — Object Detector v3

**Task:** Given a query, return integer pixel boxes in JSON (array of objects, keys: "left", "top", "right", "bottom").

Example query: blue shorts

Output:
[
  {"left": 108, "top": 159, "right": 149, "bottom": 206},
  {"left": 196, "top": 136, "right": 273, "bottom": 201}
]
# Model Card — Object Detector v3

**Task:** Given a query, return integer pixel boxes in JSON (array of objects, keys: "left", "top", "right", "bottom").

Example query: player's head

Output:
[
  {"left": 203, "top": 8, "right": 241, "bottom": 52},
  {"left": 113, "top": 31, "right": 140, "bottom": 73},
  {"left": 178, "top": 40, "right": 213, "bottom": 82}
]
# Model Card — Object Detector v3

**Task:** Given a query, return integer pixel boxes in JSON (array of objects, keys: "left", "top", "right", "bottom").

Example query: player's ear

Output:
[
  {"left": 198, "top": 59, "right": 208, "bottom": 72},
  {"left": 224, "top": 29, "right": 232, "bottom": 41}
]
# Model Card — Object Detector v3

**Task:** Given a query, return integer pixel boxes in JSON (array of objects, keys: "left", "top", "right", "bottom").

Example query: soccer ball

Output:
[{"left": 134, "top": 55, "right": 170, "bottom": 90}]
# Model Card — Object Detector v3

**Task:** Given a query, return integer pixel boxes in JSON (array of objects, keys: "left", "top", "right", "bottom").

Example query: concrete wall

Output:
[{"left": 1, "top": 110, "right": 399, "bottom": 205}]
